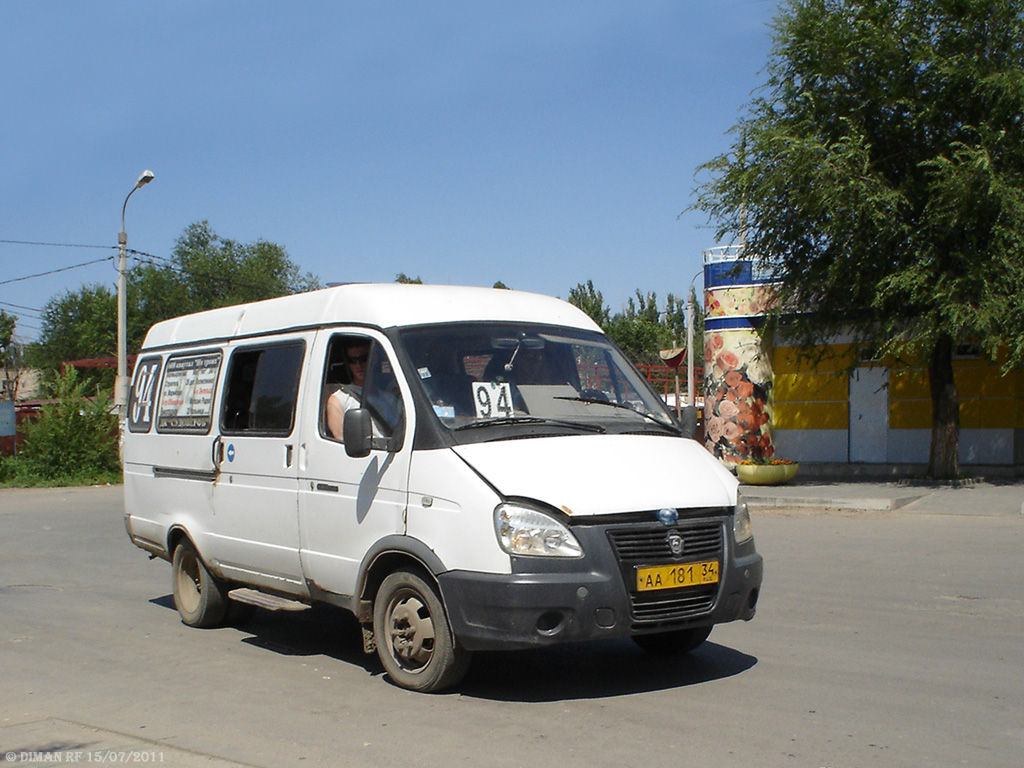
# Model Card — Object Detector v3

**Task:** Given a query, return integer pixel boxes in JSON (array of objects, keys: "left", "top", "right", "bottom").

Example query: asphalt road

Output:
[{"left": 2, "top": 484, "right": 1022, "bottom": 768}]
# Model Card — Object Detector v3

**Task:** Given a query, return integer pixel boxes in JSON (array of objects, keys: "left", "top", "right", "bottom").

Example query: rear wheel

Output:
[
  {"left": 172, "top": 539, "right": 228, "bottom": 628},
  {"left": 632, "top": 626, "right": 712, "bottom": 654},
  {"left": 373, "top": 569, "right": 470, "bottom": 693}
]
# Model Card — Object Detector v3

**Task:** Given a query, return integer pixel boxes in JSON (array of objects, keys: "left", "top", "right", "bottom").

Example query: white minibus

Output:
[{"left": 123, "top": 283, "right": 762, "bottom": 692}]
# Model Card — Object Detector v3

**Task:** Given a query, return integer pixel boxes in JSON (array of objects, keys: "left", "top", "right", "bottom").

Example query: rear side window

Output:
[
  {"left": 128, "top": 355, "right": 164, "bottom": 433},
  {"left": 156, "top": 352, "right": 223, "bottom": 434},
  {"left": 221, "top": 342, "right": 305, "bottom": 435}
]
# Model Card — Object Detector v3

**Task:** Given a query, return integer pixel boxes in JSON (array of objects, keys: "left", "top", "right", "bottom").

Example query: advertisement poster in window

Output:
[{"left": 157, "top": 353, "right": 222, "bottom": 433}]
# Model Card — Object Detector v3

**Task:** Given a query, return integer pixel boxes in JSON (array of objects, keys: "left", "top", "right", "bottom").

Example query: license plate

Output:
[{"left": 636, "top": 560, "right": 720, "bottom": 592}]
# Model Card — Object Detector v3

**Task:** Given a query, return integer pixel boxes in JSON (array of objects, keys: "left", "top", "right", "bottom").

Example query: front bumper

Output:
[{"left": 438, "top": 514, "right": 763, "bottom": 652}]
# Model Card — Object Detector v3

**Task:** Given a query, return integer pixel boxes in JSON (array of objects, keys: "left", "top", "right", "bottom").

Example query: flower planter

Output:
[{"left": 736, "top": 462, "right": 799, "bottom": 486}]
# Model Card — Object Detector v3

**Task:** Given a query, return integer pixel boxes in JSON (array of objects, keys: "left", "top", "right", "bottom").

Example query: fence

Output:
[{"left": 637, "top": 363, "right": 704, "bottom": 403}]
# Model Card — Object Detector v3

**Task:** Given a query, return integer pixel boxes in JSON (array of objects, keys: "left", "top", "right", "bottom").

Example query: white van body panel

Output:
[
  {"left": 404, "top": 448, "right": 510, "bottom": 575},
  {"left": 141, "top": 283, "right": 600, "bottom": 349},
  {"left": 207, "top": 331, "right": 314, "bottom": 592},
  {"left": 124, "top": 472, "right": 214, "bottom": 554},
  {"left": 452, "top": 435, "right": 738, "bottom": 516},
  {"left": 296, "top": 328, "right": 413, "bottom": 596},
  {"left": 123, "top": 354, "right": 223, "bottom": 559}
]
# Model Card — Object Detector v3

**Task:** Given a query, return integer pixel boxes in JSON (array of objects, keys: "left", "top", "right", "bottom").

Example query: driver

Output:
[{"left": 326, "top": 340, "right": 369, "bottom": 439}]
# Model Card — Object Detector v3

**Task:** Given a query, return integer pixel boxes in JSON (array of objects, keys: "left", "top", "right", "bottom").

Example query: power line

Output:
[
  {"left": 0, "top": 299, "right": 41, "bottom": 314},
  {"left": 0, "top": 300, "right": 40, "bottom": 312},
  {"left": 0, "top": 256, "right": 114, "bottom": 287},
  {"left": 0, "top": 239, "right": 114, "bottom": 250},
  {"left": 1, "top": 238, "right": 302, "bottom": 298}
]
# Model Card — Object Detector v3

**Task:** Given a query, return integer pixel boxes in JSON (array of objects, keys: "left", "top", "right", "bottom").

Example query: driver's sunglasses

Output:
[{"left": 346, "top": 354, "right": 369, "bottom": 365}]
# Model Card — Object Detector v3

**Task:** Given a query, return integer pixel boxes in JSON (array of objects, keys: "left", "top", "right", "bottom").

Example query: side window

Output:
[
  {"left": 156, "top": 352, "right": 222, "bottom": 434},
  {"left": 322, "top": 334, "right": 369, "bottom": 440},
  {"left": 363, "top": 345, "right": 405, "bottom": 440},
  {"left": 222, "top": 341, "right": 304, "bottom": 435},
  {"left": 128, "top": 356, "right": 163, "bottom": 433},
  {"left": 322, "top": 335, "right": 405, "bottom": 447}
]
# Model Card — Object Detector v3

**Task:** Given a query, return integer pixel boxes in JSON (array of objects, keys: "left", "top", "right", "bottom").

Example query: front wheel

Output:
[
  {"left": 632, "top": 626, "right": 712, "bottom": 654},
  {"left": 373, "top": 569, "right": 470, "bottom": 693},
  {"left": 172, "top": 539, "right": 228, "bottom": 628}
]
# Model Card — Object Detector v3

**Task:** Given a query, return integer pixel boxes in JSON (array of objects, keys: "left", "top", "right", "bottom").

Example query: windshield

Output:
[{"left": 399, "top": 323, "right": 679, "bottom": 438}]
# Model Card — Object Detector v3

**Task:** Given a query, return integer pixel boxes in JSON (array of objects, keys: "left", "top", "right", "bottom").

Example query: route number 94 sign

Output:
[{"left": 472, "top": 381, "right": 513, "bottom": 419}]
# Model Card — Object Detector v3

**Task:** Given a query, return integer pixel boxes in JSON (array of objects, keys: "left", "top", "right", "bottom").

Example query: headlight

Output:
[
  {"left": 733, "top": 495, "right": 753, "bottom": 544},
  {"left": 494, "top": 502, "right": 583, "bottom": 558}
]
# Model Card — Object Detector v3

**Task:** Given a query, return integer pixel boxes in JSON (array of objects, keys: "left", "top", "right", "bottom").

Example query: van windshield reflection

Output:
[{"left": 399, "top": 324, "right": 679, "bottom": 437}]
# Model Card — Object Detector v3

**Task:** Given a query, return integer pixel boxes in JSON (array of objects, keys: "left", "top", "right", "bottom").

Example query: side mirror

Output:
[{"left": 343, "top": 409, "right": 373, "bottom": 458}]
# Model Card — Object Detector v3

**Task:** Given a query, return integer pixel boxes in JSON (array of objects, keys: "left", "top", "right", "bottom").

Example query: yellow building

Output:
[
  {"left": 703, "top": 246, "right": 1024, "bottom": 470},
  {"left": 772, "top": 338, "right": 1024, "bottom": 468}
]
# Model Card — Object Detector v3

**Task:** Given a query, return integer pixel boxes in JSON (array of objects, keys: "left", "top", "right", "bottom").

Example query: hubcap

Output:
[
  {"left": 176, "top": 552, "right": 202, "bottom": 614},
  {"left": 387, "top": 592, "right": 435, "bottom": 671}
]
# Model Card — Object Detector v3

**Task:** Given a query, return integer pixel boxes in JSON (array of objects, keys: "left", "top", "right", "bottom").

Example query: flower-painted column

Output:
[{"left": 702, "top": 247, "right": 776, "bottom": 465}]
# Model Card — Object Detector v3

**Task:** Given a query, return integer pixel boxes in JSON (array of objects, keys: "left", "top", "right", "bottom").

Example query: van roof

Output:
[{"left": 141, "top": 283, "right": 601, "bottom": 349}]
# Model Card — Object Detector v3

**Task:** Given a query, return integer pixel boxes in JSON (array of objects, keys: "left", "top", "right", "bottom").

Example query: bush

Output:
[{"left": 0, "top": 368, "right": 121, "bottom": 487}]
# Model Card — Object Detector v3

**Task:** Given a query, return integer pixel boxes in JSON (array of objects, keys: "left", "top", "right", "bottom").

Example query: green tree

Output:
[
  {"left": 129, "top": 221, "right": 321, "bottom": 344},
  {"left": 28, "top": 222, "right": 320, "bottom": 392},
  {"left": 567, "top": 280, "right": 611, "bottom": 327},
  {"left": 569, "top": 282, "right": 687, "bottom": 366},
  {"left": 606, "top": 290, "right": 683, "bottom": 366},
  {"left": 0, "top": 366, "right": 119, "bottom": 486},
  {"left": 395, "top": 272, "right": 423, "bottom": 284},
  {"left": 1, "top": 310, "right": 19, "bottom": 400},
  {"left": 694, "top": 0, "right": 1024, "bottom": 478},
  {"left": 27, "top": 284, "right": 117, "bottom": 394}
]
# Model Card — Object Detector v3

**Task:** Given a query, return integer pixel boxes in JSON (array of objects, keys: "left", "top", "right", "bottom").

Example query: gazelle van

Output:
[{"left": 123, "top": 283, "right": 762, "bottom": 692}]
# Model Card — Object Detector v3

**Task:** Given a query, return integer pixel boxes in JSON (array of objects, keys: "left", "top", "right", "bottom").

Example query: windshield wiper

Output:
[
  {"left": 553, "top": 396, "right": 681, "bottom": 433},
  {"left": 454, "top": 416, "right": 604, "bottom": 433}
]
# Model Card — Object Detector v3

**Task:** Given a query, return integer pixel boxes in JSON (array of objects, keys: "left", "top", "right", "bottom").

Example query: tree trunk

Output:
[{"left": 928, "top": 334, "right": 960, "bottom": 480}]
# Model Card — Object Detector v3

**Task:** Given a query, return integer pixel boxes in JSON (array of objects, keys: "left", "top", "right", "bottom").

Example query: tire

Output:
[
  {"left": 632, "top": 626, "right": 712, "bottom": 654},
  {"left": 172, "top": 539, "right": 228, "bottom": 628},
  {"left": 373, "top": 569, "right": 470, "bottom": 693}
]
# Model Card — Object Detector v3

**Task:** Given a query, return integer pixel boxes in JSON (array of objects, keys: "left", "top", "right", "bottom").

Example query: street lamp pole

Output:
[
  {"left": 686, "top": 268, "right": 703, "bottom": 407},
  {"left": 686, "top": 299, "right": 695, "bottom": 407},
  {"left": 116, "top": 170, "right": 154, "bottom": 421}
]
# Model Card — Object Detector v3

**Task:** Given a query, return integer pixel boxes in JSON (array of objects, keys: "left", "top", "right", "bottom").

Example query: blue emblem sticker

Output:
[{"left": 656, "top": 508, "right": 678, "bottom": 526}]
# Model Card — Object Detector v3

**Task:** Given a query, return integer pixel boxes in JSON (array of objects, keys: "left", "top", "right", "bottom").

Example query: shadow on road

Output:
[
  {"left": 149, "top": 596, "right": 380, "bottom": 674},
  {"left": 459, "top": 639, "right": 757, "bottom": 702},
  {"left": 150, "top": 595, "right": 757, "bottom": 701}
]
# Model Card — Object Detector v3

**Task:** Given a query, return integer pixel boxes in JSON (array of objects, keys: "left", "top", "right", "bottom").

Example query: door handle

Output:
[
  {"left": 212, "top": 436, "right": 224, "bottom": 466},
  {"left": 315, "top": 482, "right": 339, "bottom": 493}
]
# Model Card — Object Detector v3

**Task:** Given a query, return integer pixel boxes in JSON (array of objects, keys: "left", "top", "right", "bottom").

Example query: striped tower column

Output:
[{"left": 702, "top": 246, "right": 776, "bottom": 466}]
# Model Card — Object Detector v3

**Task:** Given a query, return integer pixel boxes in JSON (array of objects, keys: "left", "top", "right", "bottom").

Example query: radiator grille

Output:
[
  {"left": 607, "top": 519, "right": 725, "bottom": 627},
  {"left": 607, "top": 522, "right": 722, "bottom": 563},
  {"left": 630, "top": 585, "right": 719, "bottom": 623}
]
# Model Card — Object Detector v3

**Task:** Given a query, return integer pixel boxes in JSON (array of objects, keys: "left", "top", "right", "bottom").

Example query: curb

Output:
[{"left": 744, "top": 492, "right": 927, "bottom": 512}]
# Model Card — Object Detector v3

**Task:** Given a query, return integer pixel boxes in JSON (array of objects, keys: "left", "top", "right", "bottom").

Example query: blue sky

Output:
[{"left": 1, "top": 1, "right": 778, "bottom": 343}]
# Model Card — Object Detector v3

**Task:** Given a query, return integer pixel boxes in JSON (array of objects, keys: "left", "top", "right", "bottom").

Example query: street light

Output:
[{"left": 116, "top": 169, "right": 154, "bottom": 421}]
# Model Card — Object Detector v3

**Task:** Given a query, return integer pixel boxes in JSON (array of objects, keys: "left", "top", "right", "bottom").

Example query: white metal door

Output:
[
  {"left": 297, "top": 330, "right": 413, "bottom": 598},
  {"left": 209, "top": 336, "right": 310, "bottom": 591},
  {"left": 849, "top": 367, "right": 888, "bottom": 463}
]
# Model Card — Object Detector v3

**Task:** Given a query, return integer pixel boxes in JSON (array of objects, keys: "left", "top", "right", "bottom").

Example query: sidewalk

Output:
[{"left": 742, "top": 477, "right": 1024, "bottom": 516}]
